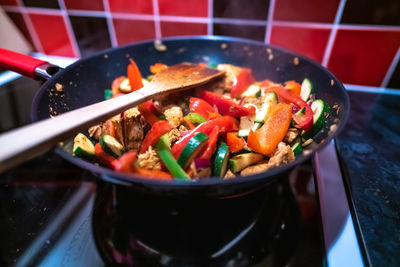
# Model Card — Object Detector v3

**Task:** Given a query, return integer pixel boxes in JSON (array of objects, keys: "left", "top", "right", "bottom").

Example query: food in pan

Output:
[{"left": 72, "top": 59, "right": 330, "bottom": 181}]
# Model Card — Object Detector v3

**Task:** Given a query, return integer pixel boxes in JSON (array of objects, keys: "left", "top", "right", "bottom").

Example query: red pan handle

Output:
[{"left": 0, "top": 48, "right": 49, "bottom": 79}]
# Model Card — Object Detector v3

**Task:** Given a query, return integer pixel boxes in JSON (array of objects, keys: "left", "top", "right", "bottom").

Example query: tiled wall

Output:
[{"left": 2, "top": 0, "right": 400, "bottom": 88}]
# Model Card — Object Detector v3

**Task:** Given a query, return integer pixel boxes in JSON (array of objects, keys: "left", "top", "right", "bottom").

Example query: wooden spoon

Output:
[{"left": 0, "top": 63, "right": 224, "bottom": 172}]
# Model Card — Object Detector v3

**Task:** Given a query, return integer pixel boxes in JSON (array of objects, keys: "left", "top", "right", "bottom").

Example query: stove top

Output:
[{"left": 4, "top": 62, "right": 399, "bottom": 266}]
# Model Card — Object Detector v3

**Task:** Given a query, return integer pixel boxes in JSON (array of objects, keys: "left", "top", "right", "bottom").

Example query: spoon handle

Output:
[{"left": 0, "top": 85, "right": 155, "bottom": 172}]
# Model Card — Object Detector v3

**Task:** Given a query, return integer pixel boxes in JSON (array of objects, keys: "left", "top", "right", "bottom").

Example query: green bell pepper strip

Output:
[{"left": 155, "top": 135, "right": 190, "bottom": 180}]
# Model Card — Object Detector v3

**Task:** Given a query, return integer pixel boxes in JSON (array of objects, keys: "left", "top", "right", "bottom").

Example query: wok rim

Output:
[{"left": 31, "top": 35, "right": 350, "bottom": 190}]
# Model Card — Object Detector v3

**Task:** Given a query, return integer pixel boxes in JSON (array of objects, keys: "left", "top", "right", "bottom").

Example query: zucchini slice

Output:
[
  {"left": 311, "top": 99, "right": 329, "bottom": 132},
  {"left": 291, "top": 138, "right": 303, "bottom": 156},
  {"left": 184, "top": 113, "right": 206, "bottom": 125},
  {"left": 119, "top": 78, "right": 131, "bottom": 93},
  {"left": 213, "top": 142, "right": 230, "bottom": 177},
  {"left": 100, "top": 134, "right": 124, "bottom": 158},
  {"left": 177, "top": 132, "right": 209, "bottom": 169},
  {"left": 104, "top": 89, "right": 113, "bottom": 100},
  {"left": 300, "top": 78, "right": 314, "bottom": 101},
  {"left": 253, "top": 91, "right": 278, "bottom": 131},
  {"left": 73, "top": 133, "right": 95, "bottom": 160},
  {"left": 229, "top": 153, "right": 264, "bottom": 173},
  {"left": 241, "top": 84, "right": 261, "bottom": 97},
  {"left": 301, "top": 99, "right": 330, "bottom": 140}
]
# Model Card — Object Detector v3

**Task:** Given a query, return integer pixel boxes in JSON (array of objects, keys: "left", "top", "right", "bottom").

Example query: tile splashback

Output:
[{"left": 2, "top": 0, "right": 400, "bottom": 88}]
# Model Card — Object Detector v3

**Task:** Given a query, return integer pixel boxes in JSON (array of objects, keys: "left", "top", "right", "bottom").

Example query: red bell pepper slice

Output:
[
  {"left": 111, "top": 151, "right": 137, "bottom": 173},
  {"left": 197, "top": 126, "right": 220, "bottom": 159},
  {"left": 171, "top": 116, "right": 238, "bottom": 159},
  {"left": 111, "top": 76, "right": 126, "bottom": 97},
  {"left": 95, "top": 143, "right": 117, "bottom": 167},
  {"left": 127, "top": 58, "right": 143, "bottom": 92},
  {"left": 189, "top": 97, "right": 219, "bottom": 120},
  {"left": 267, "top": 85, "right": 313, "bottom": 131},
  {"left": 141, "top": 100, "right": 159, "bottom": 115},
  {"left": 197, "top": 91, "right": 256, "bottom": 117},
  {"left": 247, "top": 103, "right": 292, "bottom": 155},
  {"left": 227, "top": 132, "right": 245, "bottom": 153},
  {"left": 138, "top": 103, "right": 160, "bottom": 126},
  {"left": 139, "top": 120, "right": 172, "bottom": 154},
  {"left": 230, "top": 68, "right": 255, "bottom": 98}
]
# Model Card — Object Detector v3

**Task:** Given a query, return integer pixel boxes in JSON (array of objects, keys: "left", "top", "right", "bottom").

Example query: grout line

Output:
[
  {"left": 321, "top": 0, "right": 347, "bottom": 67},
  {"left": 207, "top": 0, "right": 213, "bottom": 35},
  {"left": 15, "top": 0, "right": 44, "bottom": 53},
  {"left": 272, "top": 20, "right": 333, "bottom": 29},
  {"left": 111, "top": 12, "right": 155, "bottom": 21},
  {"left": 264, "top": 0, "right": 276, "bottom": 43},
  {"left": 380, "top": 46, "right": 400, "bottom": 88},
  {"left": 160, "top": 15, "right": 209, "bottom": 23},
  {"left": 339, "top": 24, "right": 400, "bottom": 31},
  {"left": 152, "top": 0, "right": 162, "bottom": 40},
  {"left": 102, "top": 0, "right": 118, "bottom": 47},
  {"left": 67, "top": 9, "right": 107, "bottom": 17},
  {"left": 57, "top": 0, "right": 81, "bottom": 58},
  {"left": 214, "top": 17, "right": 266, "bottom": 26}
]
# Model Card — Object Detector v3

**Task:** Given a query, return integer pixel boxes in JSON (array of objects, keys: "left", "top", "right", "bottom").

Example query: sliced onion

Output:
[
  {"left": 193, "top": 158, "right": 211, "bottom": 178},
  {"left": 291, "top": 103, "right": 300, "bottom": 114}
]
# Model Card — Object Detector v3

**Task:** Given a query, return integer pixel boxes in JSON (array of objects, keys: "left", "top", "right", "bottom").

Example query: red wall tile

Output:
[
  {"left": 274, "top": 0, "right": 340, "bottom": 23},
  {"left": 159, "top": 0, "right": 208, "bottom": 17},
  {"left": 29, "top": 14, "right": 75, "bottom": 57},
  {"left": 160, "top": 21, "right": 207, "bottom": 37},
  {"left": 270, "top": 25, "right": 331, "bottom": 63},
  {"left": 328, "top": 29, "right": 400, "bottom": 86},
  {"left": 64, "top": 0, "right": 104, "bottom": 11},
  {"left": 113, "top": 19, "right": 156, "bottom": 45},
  {"left": 109, "top": 0, "right": 153, "bottom": 14},
  {"left": 0, "top": 0, "right": 17, "bottom": 5}
]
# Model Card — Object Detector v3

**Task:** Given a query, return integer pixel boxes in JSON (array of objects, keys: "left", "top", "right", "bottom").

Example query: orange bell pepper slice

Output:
[
  {"left": 284, "top": 80, "right": 301, "bottom": 96},
  {"left": 227, "top": 132, "right": 245, "bottom": 153},
  {"left": 150, "top": 63, "right": 168, "bottom": 74},
  {"left": 247, "top": 103, "right": 292, "bottom": 155},
  {"left": 127, "top": 58, "right": 143, "bottom": 92},
  {"left": 136, "top": 168, "right": 172, "bottom": 181},
  {"left": 182, "top": 117, "right": 195, "bottom": 130}
]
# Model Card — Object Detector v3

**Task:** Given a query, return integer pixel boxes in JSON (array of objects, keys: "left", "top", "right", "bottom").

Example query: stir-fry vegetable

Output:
[{"left": 74, "top": 60, "right": 332, "bottom": 181}]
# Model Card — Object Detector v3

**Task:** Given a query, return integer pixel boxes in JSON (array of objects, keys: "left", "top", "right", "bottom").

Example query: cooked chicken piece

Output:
[
  {"left": 242, "top": 96, "right": 260, "bottom": 106},
  {"left": 240, "top": 142, "right": 295, "bottom": 176},
  {"left": 168, "top": 125, "right": 188, "bottom": 144},
  {"left": 138, "top": 146, "right": 162, "bottom": 170},
  {"left": 267, "top": 142, "right": 295, "bottom": 168},
  {"left": 284, "top": 128, "right": 300, "bottom": 143},
  {"left": 217, "top": 64, "right": 242, "bottom": 91},
  {"left": 88, "top": 122, "right": 106, "bottom": 140},
  {"left": 240, "top": 161, "right": 270, "bottom": 176},
  {"left": 224, "top": 170, "right": 236, "bottom": 179},
  {"left": 163, "top": 106, "right": 183, "bottom": 128},
  {"left": 124, "top": 107, "right": 148, "bottom": 151}
]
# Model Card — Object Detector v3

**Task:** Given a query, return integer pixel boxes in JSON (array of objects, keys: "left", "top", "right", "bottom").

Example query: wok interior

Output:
[{"left": 32, "top": 37, "right": 348, "bottom": 187}]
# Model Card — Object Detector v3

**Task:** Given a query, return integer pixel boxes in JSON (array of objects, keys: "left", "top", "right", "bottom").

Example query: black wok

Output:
[
  {"left": 3, "top": 36, "right": 349, "bottom": 265},
  {"left": 27, "top": 35, "right": 349, "bottom": 196}
]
